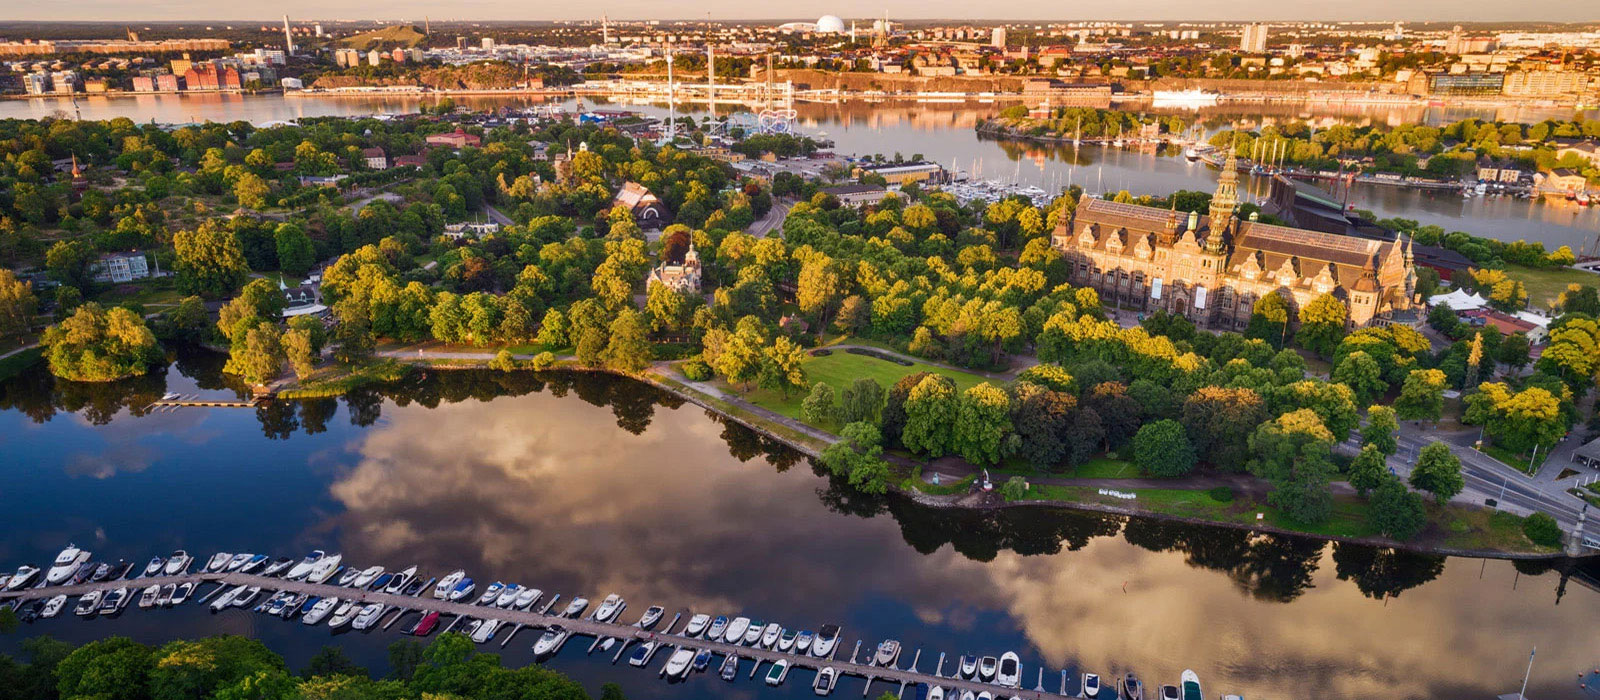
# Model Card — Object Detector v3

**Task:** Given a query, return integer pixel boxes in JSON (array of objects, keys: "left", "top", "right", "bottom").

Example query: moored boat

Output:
[
  {"left": 777, "top": 628, "right": 797, "bottom": 652},
  {"left": 170, "top": 582, "right": 193, "bottom": 605},
  {"left": 1159, "top": 684, "right": 1180, "bottom": 700},
  {"left": 47, "top": 545, "right": 90, "bottom": 585},
  {"left": 662, "top": 647, "right": 695, "bottom": 678},
  {"left": 719, "top": 653, "right": 740, "bottom": 681},
  {"left": 286, "top": 551, "right": 325, "bottom": 580},
  {"left": 813, "top": 666, "right": 836, "bottom": 696},
  {"left": 448, "top": 578, "right": 476, "bottom": 602},
  {"left": 1082, "top": 672, "right": 1100, "bottom": 698},
  {"left": 352, "top": 603, "right": 385, "bottom": 630},
  {"left": 475, "top": 582, "right": 504, "bottom": 606},
  {"left": 593, "top": 593, "right": 624, "bottom": 622},
  {"left": 959, "top": 655, "right": 977, "bottom": 679},
  {"left": 302, "top": 597, "right": 338, "bottom": 624},
  {"left": 561, "top": 596, "right": 588, "bottom": 617},
  {"left": 766, "top": 658, "right": 790, "bottom": 685},
  {"left": 760, "top": 622, "right": 781, "bottom": 648},
  {"left": 794, "top": 630, "right": 814, "bottom": 654},
  {"left": 210, "top": 585, "right": 246, "bottom": 611},
  {"left": 142, "top": 557, "right": 165, "bottom": 577},
  {"left": 1123, "top": 672, "right": 1145, "bottom": 700},
  {"left": 637, "top": 605, "right": 664, "bottom": 630},
  {"left": 926, "top": 686, "right": 944, "bottom": 700},
  {"left": 139, "top": 584, "right": 161, "bottom": 608},
  {"left": 978, "top": 656, "right": 997, "bottom": 681},
  {"left": 326, "top": 601, "right": 358, "bottom": 628},
  {"left": 1180, "top": 670, "right": 1202, "bottom": 700},
  {"left": 627, "top": 640, "right": 657, "bottom": 667},
  {"left": 433, "top": 570, "right": 465, "bottom": 599},
  {"left": 230, "top": 586, "right": 261, "bottom": 608},
  {"left": 706, "top": 615, "right": 728, "bottom": 640},
  {"left": 724, "top": 616, "right": 750, "bottom": 644},
  {"left": 495, "top": 584, "right": 521, "bottom": 608},
  {"left": 164, "top": 551, "right": 192, "bottom": 575},
  {"left": 204, "top": 552, "right": 232, "bottom": 573},
  {"left": 513, "top": 588, "right": 541, "bottom": 610},
  {"left": 351, "top": 565, "right": 383, "bottom": 588},
  {"left": 307, "top": 555, "right": 342, "bottom": 583},
  {"left": 874, "top": 639, "right": 901, "bottom": 667},
  {"left": 40, "top": 594, "right": 67, "bottom": 618},
  {"left": 74, "top": 591, "right": 102, "bottom": 616},
  {"left": 386, "top": 566, "right": 418, "bottom": 594},
  {"left": 997, "top": 652, "right": 1021, "bottom": 688},
  {"left": 813, "top": 624, "right": 841, "bottom": 658},
  {"left": 224, "top": 553, "right": 251, "bottom": 571},
  {"left": 408, "top": 610, "right": 440, "bottom": 636},
  {"left": 534, "top": 625, "right": 570, "bottom": 656},
  {"left": 262, "top": 557, "right": 295, "bottom": 577}
]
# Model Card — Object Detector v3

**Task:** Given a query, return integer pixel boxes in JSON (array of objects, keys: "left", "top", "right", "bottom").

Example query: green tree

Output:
[
  {"left": 602, "top": 308, "right": 652, "bottom": 372},
  {"left": 387, "top": 639, "right": 424, "bottom": 682},
  {"left": 1000, "top": 475, "right": 1029, "bottom": 500},
  {"left": 1132, "top": 419, "right": 1197, "bottom": 477},
  {"left": 1348, "top": 443, "right": 1390, "bottom": 497},
  {"left": 1522, "top": 512, "right": 1561, "bottom": 547},
  {"left": 300, "top": 645, "right": 364, "bottom": 679},
  {"left": 1180, "top": 386, "right": 1268, "bottom": 468},
  {"left": 1332, "top": 350, "right": 1386, "bottom": 405},
  {"left": 282, "top": 327, "right": 316, "bottom": 380},
  {"left": 40, "top": 303, "right": 162, "bottom": 382},
  {"left": 225, "top": 323, "right": 283, "bottom": 385},
  {"left": 758, "top": 337, "right": 808, "bottom": 398},
  {"left": 1248, "top": 408, "right": 1336, "bottom": 523},
  {"left": 1245, "top": 291, "right": 1291, "bottom": 348},
  {"left": 1368, "top": 476, "right": 1427, "bottom": 540},
  {"left": 953, "top": 382, "right": 1012, "bottom": 466},
  {"left": 801, "top": 381, "right": 838, "bottom": 427},
  {"left": 1393, "top": 369, "right": 1446, "bottom": 421},
  {"left": 0, "top": 268, "right": 37, "bottom": 340},
  {"left": 490, "top": 349, "right": 518, "bottom": 372},
  {"left": 819, "top": 421, "right": 892, "bottom": 494},
  {"left": 174, "top": 220, "right": 250, "bottom": 298},
  {"left": 1409, "top": 441, "right": 1464, "bottom": 504},
  {"left": 152, "top": 636, "right": 291, "bottom": 698},
  {"left": 840, "top": 377, "right": 885, "bottom": 425},
  {"left": 54, "top": 637, "right": 153, "bottom": 700},
  {"left": 45, "top": 239, "right": 97, "bottom": 290},
  {"left": 233, "top": 171, "right": 270, "bottom": 209},
  {"left": 1361, "top": 405, "right": 1399, "bottom": 456},
  {"left": 1295, "top": 292, "right": 1347, "bottom": 357},
  {"left": 796, "top": 257, "right": 844, "bottom": 334},
  {"left": 274, "top": 223, "right": 316, "bottom": 277},
  {"left": 901, "top": 374, "right": 959, "bottom": 457}
]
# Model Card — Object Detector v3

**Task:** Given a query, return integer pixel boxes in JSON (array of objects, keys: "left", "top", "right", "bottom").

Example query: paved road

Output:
[{"left": 749, "top": 199, "right": 792, "bottom": 238}]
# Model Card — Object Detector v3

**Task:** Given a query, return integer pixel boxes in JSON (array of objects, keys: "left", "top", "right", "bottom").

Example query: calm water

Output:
[
  {"left": 1, "top": 351, "right": 1597, "bottom": 700},
  {"left": 4, "top": 93, "right": 1596, "bottom": 248}
]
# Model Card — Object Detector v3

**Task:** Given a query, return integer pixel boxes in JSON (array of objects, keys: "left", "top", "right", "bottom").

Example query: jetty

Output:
[{"left": 1, "top": 571, "right": 1070, "bottom": 700}]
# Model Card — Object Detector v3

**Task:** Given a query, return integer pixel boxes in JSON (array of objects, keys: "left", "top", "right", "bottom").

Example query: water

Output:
[
  {"left": 1, "top": 352, "right": 1597, "bottom": 700},
  {"left": 4, "top": 93, "right": 1595, "bottom": 247}
]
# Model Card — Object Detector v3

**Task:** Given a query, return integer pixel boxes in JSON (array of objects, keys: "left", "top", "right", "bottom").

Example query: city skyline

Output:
[{"left": 8, "top": 0, "right": 1597, "bottom": 23}]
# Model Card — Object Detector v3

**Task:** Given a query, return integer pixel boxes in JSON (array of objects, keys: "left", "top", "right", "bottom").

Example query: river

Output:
[
  {"left": 4, "top": 93, "right": 1597, "bottom": 249},
  {"left": 1, "top": 352, "right": 1597, "bottom": 700}
]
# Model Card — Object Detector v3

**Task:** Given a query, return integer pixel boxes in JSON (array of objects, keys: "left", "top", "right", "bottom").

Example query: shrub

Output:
[
  {"left": 682, "top": 359, "right": 713, "bottom": 381},
  {"left": 530, "top": 351, "right": 556, "bottom": 371},
  {"left": 489, "top": 350, "right": 517, "bottom": 372},
  {"left": 1207, "top": 486, "right": 1234, "bottom": 503},
  {"left": 1522, "top": 512, "right": 1562, "bottom": 547}
]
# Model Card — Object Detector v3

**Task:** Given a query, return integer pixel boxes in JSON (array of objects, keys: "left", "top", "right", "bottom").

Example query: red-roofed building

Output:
[
  {"left": 393, "top": 154, "right": 429, "bottom": 168},
  {"left": 425, "top": 128, "right": 481, "bottom": 149},
  {"left": 361, "top": 147, "right": 388, "bottom": 169}
]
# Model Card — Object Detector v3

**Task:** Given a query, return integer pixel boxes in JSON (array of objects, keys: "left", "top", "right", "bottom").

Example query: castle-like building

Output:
[
  {"left": 647, "top": 243, "right": 702, "bottom": 294},
  {"left": 1050, "top": 151, "right": 1418, "bottom": 331}
]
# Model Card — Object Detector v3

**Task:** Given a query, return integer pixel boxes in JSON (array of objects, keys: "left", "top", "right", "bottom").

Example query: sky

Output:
[{"left": 9, "top": 0, "right": 1596, "bottom": 23}]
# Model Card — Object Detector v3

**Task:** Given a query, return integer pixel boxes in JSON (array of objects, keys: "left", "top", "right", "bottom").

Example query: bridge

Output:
[{"left": 1, "top": 571, "right": 1074, "bottom": 700}]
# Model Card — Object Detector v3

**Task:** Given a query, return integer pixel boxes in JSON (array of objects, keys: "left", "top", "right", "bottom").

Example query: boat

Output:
[
  {"left": 795, "top": 630, "right": 814, "bottom": 654},
  {"left": 370, "top": 573, "right": 394, "bottom": 592},
  {"left": 693, "top": 650, "right": 712, "bottom": 672},
  {"left": 111, "top": 561, "right": 136, "bottom": 580},
  {"left": 352, "top": 603, "right": 385, "bottom": 630},
  {"left": 760, "top": 622, "right": 781, "bottom": 648},
  {"left": 663, "top": 647, "right": 696, "bottom": 678},
  {"left": 74, "top": 591, "right": 102, "bottom": 615},
  {"left": 40, "top": 595, "right": 67, "bottom": 618},
  {"left": 1159, "top": 685, "right": 1180, "bottom": 700},
  {"left": 978, "top": 656, "right": 998, "bottom": 681},
  {"left": 777, "top": 628, "right": 798, "bottom": 652},
  {"left": 89, "top": 563, "right": 113, "bottom": 582},
  {"left": 1123, "top": 673, "right": 1145, "bottom": 700},
  {"left": 637, "top": 605, "right": 664, "bottom": 630},
  {"left": 724, "top": 616, "right": 750, "bottom": 644},
  {"left": 743, "top": 619, "right": 763, "bottom": 645},
  {"left": 1152, "top": 90, "right": 1220, "bottom": 107},
  {"left": 433, "top": 570, "right": 465, "bottom": 599},
  {"left": 495, "top": 584, "right": 521, "bottom": 608},
  {"left": 264, "top": 593, "right": 291, "bottom": 616},
  {"left": 977, "top": 693, "right": 993, "bottom": 700},
  {"left": 224, "top": 553, "right": 251, "bottom": 571},
  {"left": 959, "top": 692, "right": 976, "bottom": 700},
  {"left": 534, "top": 625, "right": 570, "bottom": 656},
  {"left": 1223, "top": 696, "right": 1244, "bottom": 700},
  {"left": 593, "top": 593, "right": 624, "bottom": 622},
  {"left": 306, "top": 555, "right": 342, "bottom": 584},
  {"left": 351, "top": 565, "right": 384, "bottom": 588},
  {"left": 327, "top": 601, "right": 359, "bottom": 628},
  {"left": 706, "top": 615, "right": 728, "bottom": 640},
  {"left": 408, "top": 610, "right": 440, "bottom": 636},
  {"left": 280, "top": 594, "right": 309, "bottom": 618},
  {"left": 262, "top": 557, "right": 295, "bottom": 577},
  {"left": 513, "top": 588, "right": 541, "bottom": 611},
  {"left": 204, "top": 552, "right": 232, "bottom": 573},
  {"left": 926, "top": 686, "right": 944, "bottom": 700},
  {"left": 157, "top": 584, "right": 176, "bottom": 605},
  {"left": 139, "top": 584, "right": 161, "bottom": 608},
  {"left": 448, "top": 578, "right": 476, "bottom": 602},
  {"left": 561, "top": 596, "right": 588, "bottom": 618},
  {"left": 719, "top": 653, "right": 740, "bottom": 681},
  {"left": 472, "top": 619, "right": 503, "bottom": 643},
  {"left": 231, "top": 586, "right": 261, "bottom": 608},
  {"left": 142, "top": 557, "right": 165, "bottom": 577},
  {"left": 70, "top": 562, "right": 95, "bottom": 584},
  {"left": 302, "top": 597, "right": 338, "bottom": 624},
  {"left": 813, "top": 666, "right": 837, "bottom": 696},
  {"left": 100, "top": 587, "right": 130, "bottom": 613},
  {"left": 336, "top": 567, "right": 362, "bottom": 587},
  {"left": 210, "top": 585, "right": 246, "bottom": 611},
  {"left": 170, "top": 582, "right": 193, "bottom": 605},
  {"left": 475, "top": 582, "right": 504, "bottom": 605},
  {"left": 164, "top": 551, "right": 192, "bottom": 575},
  {"left": 385, "top": 566, "right": 418, "bottom": 594},
  {"left": 238, "top": 554, "right": 268, "bottom": 573},
  {"left": 286, "top": 551, "right": 325, "bottom": 580},
  {"left": 875, "top": 640, "right": 901, "bottom": 667},
  {"left": 997, "top": 652, "right": 1021, "bottom": 688},
  {"left": 1180, "top": 670, "right": 1202, "bottom": 700},
  {"left": 765, "top": 658, "right": 790, "bottom": 686},
  {"left": 813, "top": 624, "right": 841, "bottom": 658},
  {"left": 627, "top": 640, "right": 657, "bottom": 667},
  {"left": 685, "top": 613, "right": 711, "bottom": 637},
  {"left": 959, "top": 655, "right": 977, "bottom": 679},
  {"left": 47, "top": 545, "right": 90, "bottom": 584},
  {"left": 1082, "top": 672, "right": 1100, "bottom": 698}
]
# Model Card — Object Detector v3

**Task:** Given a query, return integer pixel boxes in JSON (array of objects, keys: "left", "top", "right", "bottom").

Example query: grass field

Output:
[
  {"left": 1503, "top": 263, "right": 1599, "bottom": 308},
  {"left": 0, "top": 346, "right": 43, "bottom": 382},
  {"left": 728, "top": 350, "right": 991, "bottom": 424},
  {"left": 1480, "top": 442, "right": 1546, "bottom": 475}
]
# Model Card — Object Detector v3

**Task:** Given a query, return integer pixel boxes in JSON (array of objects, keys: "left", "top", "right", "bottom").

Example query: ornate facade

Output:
[
  {"left": 1050, "top": 151, "right": 1417, "bottom": 331},
  {"left": 647, "top": 243, "right": 702, "bottom": 295}
]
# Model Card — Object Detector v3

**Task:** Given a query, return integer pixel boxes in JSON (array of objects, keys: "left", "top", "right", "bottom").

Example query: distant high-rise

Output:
[
  {"left": 482, "top": 37, "right": 494, "bottom": 51},
  {"left": 991, "top": 26, "right": 1007, "bottom": 49},
  {"left": 1240, "top": 23, "right": 1268, "bottom": 53}
]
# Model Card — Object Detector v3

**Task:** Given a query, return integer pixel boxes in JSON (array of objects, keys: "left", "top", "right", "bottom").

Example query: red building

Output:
[{"left": 424, "top": 128, "right": 481, "bottom": 149}]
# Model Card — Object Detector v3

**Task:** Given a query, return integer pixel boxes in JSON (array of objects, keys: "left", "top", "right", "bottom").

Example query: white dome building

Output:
[{"left": 815, "top": 15, "right": 846, "bottom": 34}]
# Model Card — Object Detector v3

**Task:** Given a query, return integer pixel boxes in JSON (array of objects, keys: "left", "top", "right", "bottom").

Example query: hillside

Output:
[{"left": 341, "top": 25, "right": 426, "bottom": 50}]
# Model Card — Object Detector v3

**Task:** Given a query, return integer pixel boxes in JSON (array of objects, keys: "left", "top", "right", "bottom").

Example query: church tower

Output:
[{"left": 1206, "top": 146, "right": 1239, "bottom": 253}]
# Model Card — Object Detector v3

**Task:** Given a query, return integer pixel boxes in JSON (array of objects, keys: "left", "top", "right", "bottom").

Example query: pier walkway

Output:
[{"left": 2, "top": 572, "right": 1069, "bottom": 700}]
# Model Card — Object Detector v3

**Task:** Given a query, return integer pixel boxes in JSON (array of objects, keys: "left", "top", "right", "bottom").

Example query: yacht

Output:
[
  {"left": 70, "top": 562, "right": 95, "bottom": 585},
  {"left": 765, "top": 658, "right": 789, "bottom": 686},
  {"left": 997, "top": 652, "right": 1021, "bottom": 688},
  {"left": 513, "top": 588, "right": 542, "bottom": 611},
  {"left": 47, "top": 545, "right": 91, "bottom": 584},
  {"left": 100, "top": 587, "right": 130, "bottom": 614},
  {"left": 210, "top": 585, "right": 246, "bottom": 611},
  {"left": 760, "top": 622, "right": 781, "bottom": 648},
  {"left": 262, "top": 557, "right": 295, "bottom": 577},
  {"left": 277, "top": 593, "right": 307, "bottom": 617},
  {"left": 719, "top": 653, "right": 740, "bottom": 681},
  {"left": 230, "top": 586, "right": 261, "bottom": 608},
  {"left": 164, "top": 551, "right": 192, "bottom": 575},
  {"left": 777, "top": 628, "right": 798, "bottom": 652},
  {"left": 407, "top": 611, "right": 440, "bottom": 636},
  {"left": 495, "top": 584, "right": 521, "bottom": 608},
  {"left": 142, "top": 557, "right": 166, "bottom": 577},
  {"left": 370, "top": 573, "right": 394, "bottom": 592},
  {"left": 302, "top": 597, "right": 338, "bottom": 625},
  {"left": 264, "top": 593, "right": 292, "bottom": 616},
  {"left": 351, "top": 566, "right": 384, "bottom": 588},
  {"left": 724, "top": 616, "right": 751, "bottom": 644},
  {"left": 352, "top": 603, "right": 385, "bottom": 630},
  {"left": 170, "top": 582, "right": 193, "bottom": 605},
  {"left": 74, "top": 591, "right": 103, "bottom": 616},
  {"left": 385, "top": 566, "right": 418, "bottom": 594},
  {"left": 662, "top": 647, "right": 695, "bottom": 678},
  {"left": 157, "top": 584, "right": 176, "bottom": 606},
  {"left": 1152, "top": 89, "right": 1221, "bottom": 107},
  {"left": 1081, "top": 672, "right": 1100, "bottom": 698},
  {"left": 742, "top": 619, "right": 763, "bottom": 646},
  {"left": 111, "top": 561, "right": 136, "bottom": 580},
  {"left": 327, "top": 601, "right": 359, "bottom": 628},
  {"left": 794, "top": 630, "right": 814, "bottom": 654},
  {"left": 534, "top": 625, "right": 570, "bottom": 656},
  {"left": 336, "top": 567, "right": 362, "bottom": 587},
  {"left": 813, "top": 624, "right": 841, "bottom": 658},
  {"left": 627, "top": 640, "right": 657, "bottom": 667},
  {"left": 224, "top": 553, "right": 251, "bottom": 571},
  {"left": 925, "top": 686, "right": 943, "bottom": 700},
  {"left": 706, "top": 615, "right": 728, "bottom": 640},
  {"left": 1122, "top": 673, "right": 1145, "bottom": 700},
  {"left": 204, "top": 553, "right": 232, "bottom": 573},
  {"left": 813, "top": 666, "right": 837, "bottom": 696},
  {"left": 561, "top": 596, "right": 588, "bottom": 618},
  {"left": 470, "top": 618, "right": 501, "bottom": 643},
  {"left": 307, "top": 555, "right": 342, "bottom": 584},
  {"left": 959, "top": 692, "right": 977, "bottom": 700},
  {"left": 1180, "top": 670, "right": 1202, "bottom": 700},
  {"left": 286, "top": 551, "right": 325, "bottom": 580},
  {"left": 1159, "top": 685, "right": 1180, "bottom": 700},
  {"left": 433, "top": 570, "right": 466, "bottom": 599},
  {"left": 448, "top": 578, "right": 477, "bottom": 602},
  {"left": 874, "top": 640, "right": 901, "bottom": 667},
  {"left": 238, "top": 554, "right": 268, "bottom": 574},
  {"left": 139, "top": 584, "right": 161, "bottom": 608},
  {"left": 637, "top": 605, "right": 664, "bottom": 630},
  {"left": 89, "top": 563, "right": 114, "bottom": 582},
  {"left": 475, "top": 582, "right": 504, "bottom": 606},
  {"left": 693, "top": 650, "right": 712, "bottom": 672},
  {"left": 593, "top": 594, "right": 624, "bottom": 622},
  {"left": 685, "top": 613, "right": 711, "bottom": 637},
  {"left": 40, "top": 595, "right": 67, "bottom": 618},
  {"left": 959, "top": 655, "right": 977, "bottom": 679},
  {"left": 978, "top": 656, "right": 998, "bottom": 681}
]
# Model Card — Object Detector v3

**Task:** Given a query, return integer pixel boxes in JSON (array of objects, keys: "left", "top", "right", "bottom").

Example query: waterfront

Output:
[
  {"left": 4, "top": 93, "right": 1597, "bottom": 248},
  {"left": 2, "top": 354, "right": 1598, "bottom": 700}
]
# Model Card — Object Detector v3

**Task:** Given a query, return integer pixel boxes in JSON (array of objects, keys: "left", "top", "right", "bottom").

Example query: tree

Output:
[
  {"left": 901, "top": 374, "right": 959, "bottom": 457},
  {"left": 1464, "top": 382, "right": 1567, "bottom": 454},
  {"left": 1348, "top": 443, "right": 1390, "bottom": 497},
  {"left": 801, "top": 381, "right": 838, "bottom": 426},
  {"left": 46, "top": 239, "right": 97, "bottom": 290},
  {"left": 953, "top": 382, "right": 1011, "bottom": 466},
  {"left": 1132, "top": 419, "right": 1196, "bottom": 477},
  {"left": 282, "top": 328, "right": 316, "bottom": 380},
  {"left": 840, "top": 377, "right": 884, "bottom": 425},
  {"left": 1180, "top": 386, "right": 1268, "bottom": 468},
  {"left": 1083, "top": 381, "right": 1140, "bottom": 449},
  {"left": 234, "top": 171, "right": 270, "bottom": 209},
  {"left": 1393, "top": 369, "right": 1446, "bottom": 421},
  {"left": 55, "top": 637, "right": 153, "bottom": 700},
  {"left": 602, "top": 308, "right": 652, "bottom": 372},
  {"left": 1000, "top": 476, "right": 1029, "bottom": 500},
  {"left": 1368, "top": 476, "right": 1427, "bottom": 540},
  {"left": 0, "top": 268, "right": 37, "bottom": 340},
  {"left": 274, "top": 223, "right": 316, "bottom": 277},
  {"left": 758, "top": 337, "right": 808, "bottom": 397},
  {"left": 1248, "top": 408, "right": 1336, "bottom": 524},
  {"left": 41, "top": 303, "right": 162, "bottom": 382},
  {"left": 1498, "top": 331, "right": 1531, "bottom": 369},
  {"left": 880, "top": 371, "right": 932, "bottom": 447},
  {"left": 819, "top": 421, "right": 892, "bottom": 494},
  {"left": 300, "top": 645, "right": 364, "bottom": 679},
  {"left": 1409, "top": 441, "right": 1464, "bottom": 504},
  {"left": 1010, "top": 382, "right": 1074, "bottom": 469},
  {"left": 1245, "top": 291, "right": 1291, "bottom": 348},
  {"left": 796, "top": 258, "right": 844, "bottom": 334},
  {"left": 174, "top": 220, "right": 250, "bottom": 298},
  {"left": 1361, "top": 405, "right": 1399, "bottom": 456},
  {"left": 225, "top": 323, "right": 283, "bottom": 385},
  {"left": 1332, "top": 350, "right": 1385, "bottom": 405},
  {"left": 490, "top": 349, "right": 518, "bottom": 372},
  {"left": 152, "top": 636, "right": 291, "bottom": 698},
  {"left": 1522, "top": 512, "right": 1561, "bottom": 547},
  {"left": 1295, "top": 292, "right": 1347, "bottom": 357}
]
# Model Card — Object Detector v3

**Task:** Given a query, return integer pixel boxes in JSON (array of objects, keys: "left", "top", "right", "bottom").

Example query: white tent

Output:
[{"left": 1429, "top": 289, "right": 1487, "bottom": 311}]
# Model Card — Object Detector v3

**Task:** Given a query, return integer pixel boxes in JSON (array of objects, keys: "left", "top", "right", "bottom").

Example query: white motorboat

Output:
[
  {"left": 170, "top": 582, "right": 193, "bottom": 605},
  {"left": 262, "top": 557, "right": 295, "bottom": 577},
  {"left": 286, "top": 550, "right": 325, "bottom": 580},
  {"left": 1081, "top": 672, "right": 1101, "bottom": 698},
  {"left": 513, "top": 588, "right": 542, "bottom": 610},
  {"left": 224, "top": 553, "right": 251, "bottom": 571},
  {"left": 663, "top": 647, "right": 696, "bottom": 678},
  {"left": 40, "top": 594, "right": 66, "bottom": 618},
  {"left": 1180, "top": 670, "right": 1202, "bottom": 700},
  {"left": 627, "top": 640, "right": 657, "bottom": 667},
  {"left": 448, "top": 578, "right": 476, "bottom": 602},
  {"left": 352, "top": 603, "right": 385, "bottom": 630},
  {"left": 231, "top": 586, "right": 261, "bottom": 608},
  {"left": 760, "top": 622, "right": 781, "bottom": 649},
  {"left": 470, "top": 618, "right": 501, "bottom": 643},
  {"left": 47, "top": 545, "right": 90, "bottom": 584},
  {"left": 959, "top": 655, "right": 977, "bottom": 678},
  {"left": 997, "top": 652, "right": 1021, "bottom": 688},
  {"left": 163, "top": 550, "right": 192, "bottom": 575},
  {"left": 475, "top": 582, "right": 504, "bottom": 606},
  {"left": 307, "top": 554, "right": 342, "bottom": 584},
  {"left": 766, "top": 658, "right": 790, "bottom": 686},
  {"left": 302, "top": 597, "right": 338, "bottom": 624},
  {"left": 74, "top": 591, "right": 102, "bottom": 616},
  {"left": 157, "top": 584, "right": 176, "bottom": 606},
  {"left": 561, "top": 596, "right": 588, "bottom": 618},
  {"left": 978, "top": 656, "right": 998, "bottom": 681},
  {"left": 533, "top": 625, "right": 570, "bottom": 656},
  {"left": 719, "top": 653, "right": 740, "bottom": 681},
  {"left": 495, "top": 584, "right": 522, "bottom": 608},
  {"left": 336, "top": 567, "right": 362, "bottom": 587},
  {"left": 385, "top": 566, "right": 418, "bottom": 594},
  {"left": 142, "top": 557, "right": 165, "bottom": 577},
  {"left": 813, "top": 666, "right": 837, "bottom": 696},
  {"left": 327, "top": 601, "right": 358, "bottom": 628},
  {"left": 706, "top": 616, "right": 728, "bottom": 640},
  {"left": 351, "top": 566, "right": 384, "bottom": 589},
  {"left": 813, "top": 624, "right": 841, "bottom": 658},
  {"left": 433, "top": 570, "right": 465, "bottom": 599},
  {"left": 593, "top": 594, "right": 624, "bottom": 622},
  {"left": 743, "top": 620, "right": 763, "bottom": 645},
  {"left": 210, "top": 585, "right": 247, "bottom": 611},
  {"left": 977, "top": 693, "right": 993, "bottom": 700},
  {"left": 724, "top": 616, "right": 750, "bottom": 644},
  {"left": 99, "top": 587, "right": 129, "bottom": 613},
  {"left": 139, "top": 585, "right": 161, "bottom": 608},
  {"left": 777, "top": 628, "right": 797, "bottom": 652},
  {"left": 204, "top": 552, "right": 232, "bottom": 573},
  {"left": 685, "top": 613, "right": 710, "bottom": 637},
  {"left": 959, "top": 691, "right": 976, "bottom": 700},
  {"left": 795, "top": 630, "right": 814, "bottom": 654},
  {"left": 237, "top": 554, "right": 268, "bottom": 573},
  {"left": 1159, "top": 685, "right": 1180, "bottom": 700},
  {"left": 926, "top": 686, "right": 944, "bottom": 700},
  {"left": 874, "top": 639, "right": 901, "bottom": 667},
  {"left": 637, "top": 605, "right": 664, "bottom": 630}
]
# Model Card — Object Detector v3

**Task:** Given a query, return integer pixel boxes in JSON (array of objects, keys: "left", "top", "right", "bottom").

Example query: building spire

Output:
[{"left": 1205, "top": 145, "right": 1239, "bottom": 253}]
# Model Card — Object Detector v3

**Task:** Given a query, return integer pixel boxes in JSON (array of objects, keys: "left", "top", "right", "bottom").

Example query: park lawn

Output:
[
  {"left": 94, "top": 277, "right": 184, "bottom": 309},
  {"left": 996, "top": 456, "right": 1137, "bottom": 479},
  {"left": 278, "top": 360, "right": 413, "bottom": 399},
  {"left": 732, "top": 349, "right": 992, "bottom": 423},
  {"left": 0, "top": 346, "right": 44, "bottom": 382},
  {"left": 1503, "top": 263, "right": 1598, "bottom": 307},
  {"left": 1439, "top": 508, "right": 1552, "bottom": 553},
  {"left": 1021, "top": 483, "right": 1245, "bottom": 521},
  {"left": 1479, "top": 442, "right": 1546, "bottom": 475},
  {"left": 1265, "top": 495, "right": 1378, "bottom": 539}
]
